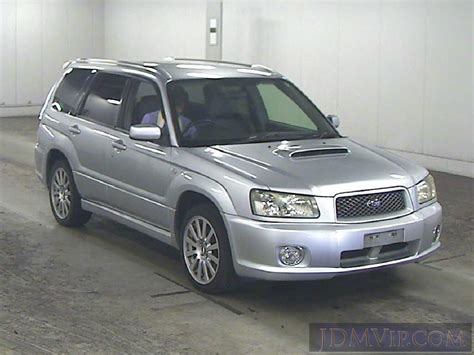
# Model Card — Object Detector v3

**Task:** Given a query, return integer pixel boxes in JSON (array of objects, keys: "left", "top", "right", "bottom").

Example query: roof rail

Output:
[
  {"left": 170, "top": 57, "right": 252, "bottom": 68},
  {"left": 62, "top": 59, "right": 73, "bottom": 69},
  {"left": 68, "top": 58, "right": 158, "bottom": 73},
  {"left": 251, "top": 64, "right": 273, "bottom": 72}
]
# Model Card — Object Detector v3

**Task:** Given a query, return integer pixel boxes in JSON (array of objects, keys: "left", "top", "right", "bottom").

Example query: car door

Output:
[
  {"left": 106, "top": 77, "right": 173, "bottom": 231},
  {"left": 71, "top": 71, "right": 130, "bottom": 204},
  {"left": 48, "top": 68, "right": 105, "bottom": 201}
]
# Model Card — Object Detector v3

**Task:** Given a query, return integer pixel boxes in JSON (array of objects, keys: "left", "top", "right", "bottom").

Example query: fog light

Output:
[
  {"left": 432, "top": 224, "right": 441, "bottom": 242},
  {"left": 279, "top": 246, "right": 305, "bottom": 266}
]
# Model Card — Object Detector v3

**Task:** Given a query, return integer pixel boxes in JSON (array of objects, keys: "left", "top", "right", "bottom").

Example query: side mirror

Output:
[
  {"left": 327, "top": 114, "right": 340, "bottom": 128},
  {"left": 130, "top": 124, "right": 161, "bottom": 141}
]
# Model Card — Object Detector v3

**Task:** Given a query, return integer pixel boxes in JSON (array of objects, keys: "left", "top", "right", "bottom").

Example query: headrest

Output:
[{"left": 137, "top": 95, "right": 161, "bottom": 118}]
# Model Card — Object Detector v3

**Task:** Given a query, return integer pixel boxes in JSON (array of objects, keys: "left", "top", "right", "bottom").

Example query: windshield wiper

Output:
[
  {"left": 245, "top": 131, "right": 318, "bottom": 142},
  {"left": 247, "top": 131, "right": 340, "bottom": 142},
  {"left": 209, "top": 131, "right": 339, "bottom": 146},
  {"left": 315, "top": 131, "right": 339, "bottom": 139}
]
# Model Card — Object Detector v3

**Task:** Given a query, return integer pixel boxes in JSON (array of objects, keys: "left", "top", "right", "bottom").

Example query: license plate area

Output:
[{"left": 364, "top": 229, "right": 404, "bottom": 248}]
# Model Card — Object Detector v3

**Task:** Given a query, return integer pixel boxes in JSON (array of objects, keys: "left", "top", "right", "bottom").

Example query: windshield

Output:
[{"left": 167, "top": 78, "right": 339, "bottom": 147}]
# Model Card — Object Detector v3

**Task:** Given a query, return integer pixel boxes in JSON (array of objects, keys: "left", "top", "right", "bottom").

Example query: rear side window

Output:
[
  {"left": 52, "top": 68, "right": 92, "bottom": 114},
  {"left": 79, "top": 73, "right": 128, "bottom": 126}
]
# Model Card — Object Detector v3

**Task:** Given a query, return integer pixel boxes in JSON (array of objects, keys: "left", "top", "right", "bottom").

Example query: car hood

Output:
[{"left": 188, "top": 138, "right": 428, "bottom": 196}]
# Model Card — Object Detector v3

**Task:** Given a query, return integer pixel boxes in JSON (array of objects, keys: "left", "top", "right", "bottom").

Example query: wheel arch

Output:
[
  {"left": 168, "top": 170, "right": 237, "bottom": 237},
  {"left": 174, "top": 189, "right": 238, "bottom": 290},
  {"left": 43, "top": 129, "right": 82, "bottom": 189},
  {"left": 46, "top": 149, "right": 70, "bottom": 186},
  {"left": 174, "top": 191, "right": 220, "bottom": 241}
]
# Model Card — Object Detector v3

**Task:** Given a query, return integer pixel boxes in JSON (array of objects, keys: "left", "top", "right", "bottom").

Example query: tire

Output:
[
  {"left": 48, "top": 159, "right": 92, "bottom": 227},
  {"left": 180, "top": 203, "right": 237, "bottom": 293}
]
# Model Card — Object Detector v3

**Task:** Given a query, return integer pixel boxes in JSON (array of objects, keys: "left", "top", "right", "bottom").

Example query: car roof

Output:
[{"left": 66, "top": 57, "right": 283, "bottom": 81}]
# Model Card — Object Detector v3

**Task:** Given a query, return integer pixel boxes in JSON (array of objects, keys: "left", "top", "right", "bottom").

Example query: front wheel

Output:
[
  {"left": 180, "top": 204, "right": 237, "bottom": 293},
  {"left": 48, "top": 160, "right": 91, "bottom": 227}
]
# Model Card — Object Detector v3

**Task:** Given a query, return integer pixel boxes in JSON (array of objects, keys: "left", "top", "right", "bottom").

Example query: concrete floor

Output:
[{"left": 0, "top": 116, "right": 472, "bottom": 353}]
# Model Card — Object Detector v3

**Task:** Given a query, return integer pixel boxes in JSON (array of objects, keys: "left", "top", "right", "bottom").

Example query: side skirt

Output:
[{"left": 81, "top": 199, "right": 178, "bottom": 248}]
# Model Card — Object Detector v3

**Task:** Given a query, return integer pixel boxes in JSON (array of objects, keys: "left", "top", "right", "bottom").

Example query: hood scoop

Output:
[{"left": 289, "top": 146, "right": 350, "bottom": 159}]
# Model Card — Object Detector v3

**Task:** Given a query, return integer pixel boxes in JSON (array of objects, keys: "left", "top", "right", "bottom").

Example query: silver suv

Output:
[{"left": 35, "top": 58, "right": 442, "bottom": 293}]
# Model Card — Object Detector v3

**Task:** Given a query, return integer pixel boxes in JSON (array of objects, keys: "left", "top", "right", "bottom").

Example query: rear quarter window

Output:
[{"left": 52, "top": 68, "right": 93, "bottom": 114}]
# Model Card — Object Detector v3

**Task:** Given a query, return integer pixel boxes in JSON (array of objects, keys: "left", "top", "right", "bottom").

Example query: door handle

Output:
[
  {"left": 68, "top": 125, "right": 81, "bottom": 135},
  {"left": 112, "top": 140, "right": 127, "bottom": 151}
]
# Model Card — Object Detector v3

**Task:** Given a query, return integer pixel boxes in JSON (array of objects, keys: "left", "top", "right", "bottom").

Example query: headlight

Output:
[
  {"left": 250, "top": 190, "right": 319, "bottom": 218},
  {"left": 416, "top": 174, "right": 437, "bottom": 204}
]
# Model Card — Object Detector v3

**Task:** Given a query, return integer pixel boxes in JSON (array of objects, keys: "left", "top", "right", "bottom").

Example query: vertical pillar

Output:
[{"left": 205, "top": 0, "right": 222, "bottom": 60}]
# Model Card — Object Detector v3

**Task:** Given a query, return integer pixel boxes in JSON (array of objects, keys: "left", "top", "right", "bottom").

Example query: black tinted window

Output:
[
  {"left": 80, "top": 73, "right": 128, "bottom": 126},
  {"left": 52, "top": 68, "right": 92, "bottom": 114}
]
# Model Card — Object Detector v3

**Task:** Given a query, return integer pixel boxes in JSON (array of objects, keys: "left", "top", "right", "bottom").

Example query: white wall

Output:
[
  {"left": 1, "top": 0, "right": 472, "bottom": 177},
  {"left": 104, "top": 0, "right": 207, "bottom": 61},
  {"left": 223, "top": 0, "right": 473, "bottom": 177},
  {"left": 0, "top": 0, "right": 206, "bottom": 117},
  {"left": 0, "top": 0, "right": 104, "bottom": 117}
]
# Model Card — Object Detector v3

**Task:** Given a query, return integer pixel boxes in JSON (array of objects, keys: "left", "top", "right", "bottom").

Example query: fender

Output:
[
  {"left": 167, "top": 170, "right": 237, "bottom": 216},
  {"left": 41, "top": 123, "right": 82, "bottom": 188}
]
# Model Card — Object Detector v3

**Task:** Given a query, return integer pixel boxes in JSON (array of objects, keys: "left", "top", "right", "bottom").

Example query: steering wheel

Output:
[{"left": 181, "top": 119, "right": 217, "bottom": 138}]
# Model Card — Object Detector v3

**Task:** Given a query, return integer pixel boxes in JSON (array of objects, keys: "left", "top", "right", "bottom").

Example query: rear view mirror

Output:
[
  {"left": 327, "top": 114, "right": 340, "bottom": 128},
  {"left": 130, "top": 124, "right": 161, "bottom": 141}
]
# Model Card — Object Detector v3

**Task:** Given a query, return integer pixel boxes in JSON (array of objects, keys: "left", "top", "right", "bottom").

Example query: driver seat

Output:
[{"left": 136, "top": 95, "right": 162, "bottom": 125}]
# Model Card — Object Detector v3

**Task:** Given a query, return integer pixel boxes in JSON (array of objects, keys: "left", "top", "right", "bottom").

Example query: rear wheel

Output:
[
  {"left": 48, "top": 160, "right": 91, "bottom": 227},
  {"left": 180, "top": 204, "right": 237, "bottom": 293}
]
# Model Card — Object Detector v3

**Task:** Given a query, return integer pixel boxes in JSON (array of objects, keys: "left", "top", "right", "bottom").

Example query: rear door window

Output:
[
  {"left": 52, "top": 68, "right": 93, "bottom": 114},
  {"left": 79, "top": 73, "right": 128, "bottom": 127}
]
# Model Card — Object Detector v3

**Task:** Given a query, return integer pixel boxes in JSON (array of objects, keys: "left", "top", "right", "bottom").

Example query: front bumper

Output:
[{"left": 224, "top": 202, "right": 442, "bottom": 281}]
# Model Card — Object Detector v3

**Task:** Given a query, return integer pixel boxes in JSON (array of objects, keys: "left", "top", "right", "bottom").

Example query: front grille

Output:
[
  {"left": 380, "top": 242, "right": 408, "bottom": 254},
  {"left": 336, "top": 190, "right": 406, "bottom": 220}
]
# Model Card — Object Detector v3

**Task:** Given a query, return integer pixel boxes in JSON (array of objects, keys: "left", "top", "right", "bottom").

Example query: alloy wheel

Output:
[
  {"left": 51, "top": 167, "right": 72, "bottom": 219},
  {"left": 183, "top": 216, "right": 220, "bottom": 285}
]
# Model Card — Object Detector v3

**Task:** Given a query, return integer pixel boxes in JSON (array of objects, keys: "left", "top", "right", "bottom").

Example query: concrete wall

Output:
[
  {"left": 0, "top": 0, "right": 104, "bottom": 117},
  {"left": 222, "top": 0, "right": 473, "bottom": 177}
]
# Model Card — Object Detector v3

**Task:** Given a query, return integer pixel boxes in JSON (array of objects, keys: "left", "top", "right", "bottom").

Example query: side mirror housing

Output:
[
  {"left": 130, "top": 124, "right": 162, "bottom": 141},
  {"left": 327, "top": 114, "right": 340, "bottom": 128}
]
